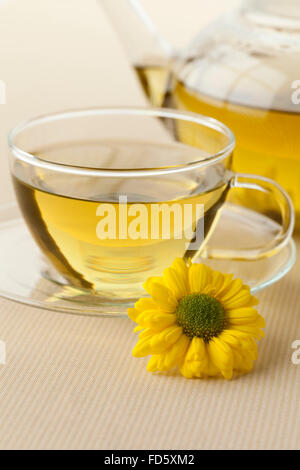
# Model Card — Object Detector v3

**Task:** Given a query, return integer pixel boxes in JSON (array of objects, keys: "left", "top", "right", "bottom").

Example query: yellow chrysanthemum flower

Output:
[{"left": 128, "top": 259, "right": 265, "bottom": 380}]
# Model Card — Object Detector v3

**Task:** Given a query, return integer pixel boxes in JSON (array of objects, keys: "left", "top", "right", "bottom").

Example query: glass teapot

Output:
[{"left": 101, "top": 0, "right": 300, "bottom": 227}]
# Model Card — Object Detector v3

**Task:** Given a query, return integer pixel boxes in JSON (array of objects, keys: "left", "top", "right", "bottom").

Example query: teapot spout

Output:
[{"left": 100, "top": 0, "right": 174, "bottom": 106}]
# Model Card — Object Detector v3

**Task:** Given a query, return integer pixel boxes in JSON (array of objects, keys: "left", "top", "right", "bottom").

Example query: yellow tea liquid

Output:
[
  {"left": 175, "top": 82, "right": 300, "bottom": 222},
  {"left": 135, "top": 65, "right": 171, "bottom": 107},
  {"left": 135, "top": 65, "right": 300, "bottom": 227}
]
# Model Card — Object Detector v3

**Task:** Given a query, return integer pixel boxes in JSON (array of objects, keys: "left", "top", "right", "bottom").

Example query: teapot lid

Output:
[{"left": 177, "top": 2, "right": 300, "bottom": 112}]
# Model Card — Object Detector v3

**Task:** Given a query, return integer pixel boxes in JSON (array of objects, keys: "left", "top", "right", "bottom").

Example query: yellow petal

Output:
[
  {"left": 210, "top": 270, "right": 226, "bottom": 293},
  {"left": 201, "top": 357, "right": 219, "bottom": 377},
  {"left": 180, "top": 338, "right": 209, "bottom": 378},
  {"left": 221, "top": 328, "right": 251, "bottom": 342},
  {"left": 246, "top": 341, "right": 258, "bottom": 360},
  {"left": 170, "top": 258, "right": 189, "bottom": 289},
  {"left": 147, "top": 353, "right": 172, "bottom": 372},
  {"left": 163, "top": 325, "right": 184, "bottom": 344},
  {"left": 217, "top": 278, "right": 243, "bottom": 303},
  {"left": 214, "top": 273, "right": 234, "bottom": 297},
  {"left": 221, "top": 287, "right": 258, "bottom": 310},
  {"left": 227, "top": 307, "right": 260, "bottom": 325},
  {"left": 129, "top": 298, "right": 157, "bottom": 321},
  {"left": 222, "top": 369, "right": 233, "bottom": 380},
  {"left": 180, "top": 361, "right": 195, "bottom": 379},
  {"left": 200, "top": 284, "right": 217, "bottom": 296},
  {"left": 147, "top": 354, "right": 160, "bottom": 372},
  {"left": 163, "top": 266, "right": 188, "bottom": 300},
  {"left": 188, "top": 263, "right": 212, "bottom": 293},
  {"left": 255, "top": 315, "right": 266, "bottom": 328},
  {"left": 150, "top": 326, "right": 183, "bottom": 353},
  {"left": 190, "top": 361, "right": 207, "bottom": 378},
  {"left": 235, "top": 348, "right": 255, "bottom": 373},
  {"left": 143, "top": 281, "right": 177, "bottom": 312},
  {"left": 157, "top": 354, "right": 168, "bottom": 371},
  {"left": 230, "top": 323, "right": 264, "bottom": 339},
  {"left": 138, "top": 328, "right": 155, "bottom": 340},
  {"left": 171, "top": 258, "right": 189, "bottom": 276},
  {"left": 221, "top": 331, "right": 258, "bottom": 360},
  {"left": 143, "top": 276, "right": 162, "bottom": 293},
  {"left": 232, "top": 348, "right": 254, "bottom": 373},
  {"left": 163, "top": 335, "right": 190, "bottom": 369},
  {"left": 134, "top": 297, "right": 157, "bottom": 312},
  {"left": 133, "top": 325, "right": 144, "bottom": 333},
  {"left": 185, "top": 336, "right": 206, "bottom": 362},
  {"left": 136, "top": 309, "right": 176, "bottom": 331},
  {"left": 132, "top": 336, "right": 153, "bottom": 357},
  {"left": 128, "top": 307, "right": 139, "bottom": 322},
  {"left": 218, "top": 330, "right": 241, "bottom": 348},
  {"left": 208, "top": 337, "right": 233, "bottom": 380}
]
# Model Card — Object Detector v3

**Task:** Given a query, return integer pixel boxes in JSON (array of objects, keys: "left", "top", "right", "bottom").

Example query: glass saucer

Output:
[{"left": 0, "top": 202, "right": 296, "bottom": 317}]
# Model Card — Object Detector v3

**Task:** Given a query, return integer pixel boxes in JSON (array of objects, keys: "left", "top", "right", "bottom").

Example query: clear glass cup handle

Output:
[{"left": 202, "top": 173, "right": 295, "bottom": 261}]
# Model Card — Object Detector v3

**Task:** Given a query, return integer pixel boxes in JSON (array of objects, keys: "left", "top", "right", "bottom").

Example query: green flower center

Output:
[{"left": 176, "top": 293, "right": 227, "bottom": 342}]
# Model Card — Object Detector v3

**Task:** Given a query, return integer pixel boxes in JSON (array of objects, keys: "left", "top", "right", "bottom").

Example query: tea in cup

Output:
[{"left": 8, "top": 108, "right": 294, "bottom": 302}]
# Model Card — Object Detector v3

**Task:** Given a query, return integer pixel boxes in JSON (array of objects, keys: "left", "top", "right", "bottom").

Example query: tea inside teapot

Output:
[{"left": 102, "top": 0, "right": 300, "bottom": 227}]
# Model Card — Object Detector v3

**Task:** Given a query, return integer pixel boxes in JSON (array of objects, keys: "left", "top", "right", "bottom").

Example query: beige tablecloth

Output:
[{"left": 0, "top": 0, "right": 299, "bottom": 450}]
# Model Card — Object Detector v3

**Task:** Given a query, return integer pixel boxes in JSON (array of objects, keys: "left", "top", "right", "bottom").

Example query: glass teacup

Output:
[{"left": 8, "top": 107, "right": 294, "bottom": 303}]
